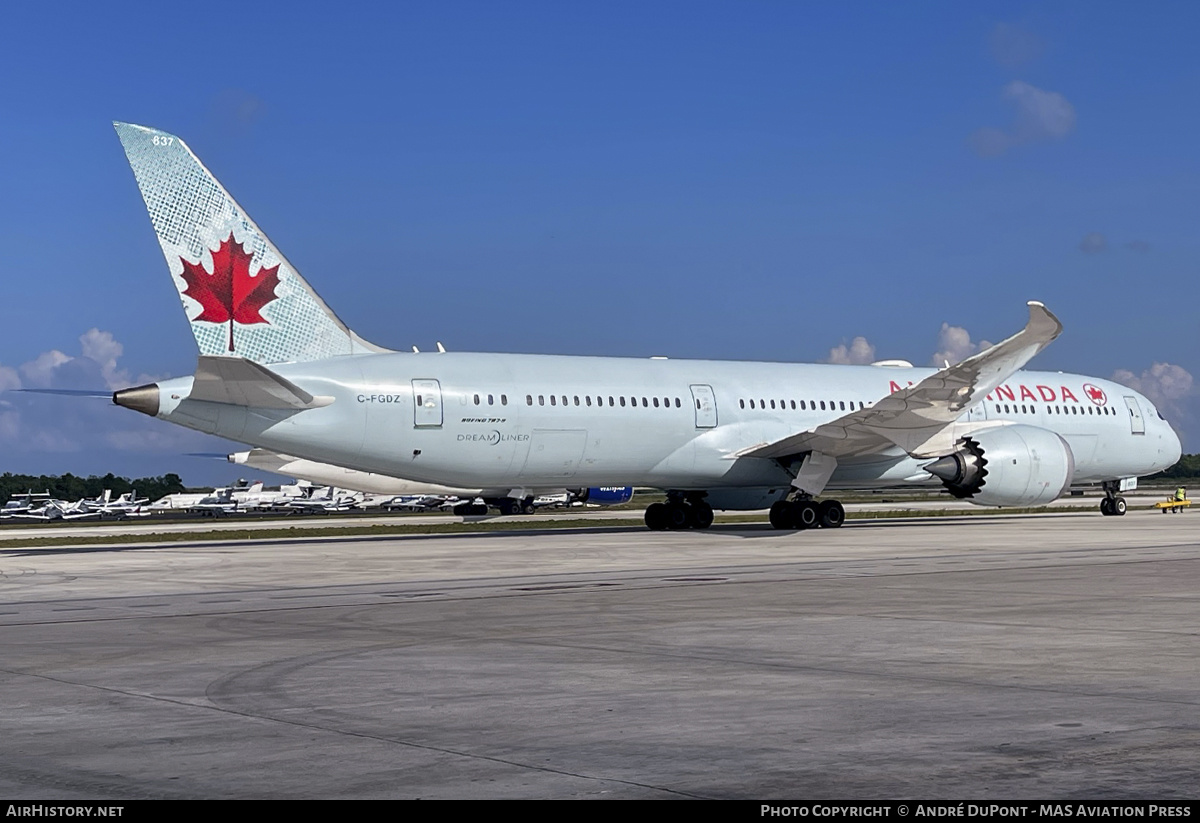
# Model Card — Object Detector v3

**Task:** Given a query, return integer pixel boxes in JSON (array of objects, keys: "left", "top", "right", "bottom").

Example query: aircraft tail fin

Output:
[{"left": 113, "top": 122, "right": 388, "bottom": 364}]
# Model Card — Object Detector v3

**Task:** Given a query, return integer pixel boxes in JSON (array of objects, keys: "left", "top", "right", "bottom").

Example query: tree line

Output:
[{"left": 0, "top": 472, "right": 188, "bottom": 505}]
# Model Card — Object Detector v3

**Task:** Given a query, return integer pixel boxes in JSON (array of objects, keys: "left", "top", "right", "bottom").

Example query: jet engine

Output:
[{"left": 924, "top": 425, "right": 1075, "bottom": 507}]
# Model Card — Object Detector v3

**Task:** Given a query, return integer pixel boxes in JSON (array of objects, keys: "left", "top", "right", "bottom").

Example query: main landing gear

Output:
[
  {"left": 644, "top": 495, "right": 715, "bottom": 531},
  {"left": 768, "top": 497, "right": 846, "bottom": 530},
  {"left": 1100, "top": 481, "right": 1127, "bottom": 517}
]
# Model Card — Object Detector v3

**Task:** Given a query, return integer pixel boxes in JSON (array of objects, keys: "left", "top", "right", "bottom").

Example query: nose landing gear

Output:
[{"left": 1100, "top": 481, "right": 1127, "bottom": 516}]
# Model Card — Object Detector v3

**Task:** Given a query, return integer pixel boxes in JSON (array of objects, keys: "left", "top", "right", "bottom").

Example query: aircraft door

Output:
[
  {"left": 690, "top": 384, "right": 718, "bottom": 428},
  {"left": 967, "top": 402, "right": 989, "bottom": 422},
  {"left": 412, "top": 379, "right": 443, "bottom": 428},
  {"left": 1123, "top": 396, "right": 1145, "bottom": 435}
]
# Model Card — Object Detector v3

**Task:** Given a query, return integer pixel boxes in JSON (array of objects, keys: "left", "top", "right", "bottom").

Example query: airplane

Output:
[
  {"left": 7, "top": 499, "right": 98, "bottom": 522},
  {"left": 79, "top": 490, "right": 151, "bottom": 518},
  {"left": 0, "top": 491, "right": 53, "bottom": 519},
  {"left": 227, "top": 448, "right": 633, "bottom": 515},
  {"left": 109, "top": 122, "right": 1181, "bottom": 531}
]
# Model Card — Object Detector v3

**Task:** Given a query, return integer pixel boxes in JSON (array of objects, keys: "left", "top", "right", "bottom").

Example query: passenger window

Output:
[
  {"left": 586, "top": 396, "right": 592, "bottom": 407},
  {"left": 550, "top": 395, "right": 556, "bottom": 406},
  {"left": 840, "top": 401, "right": 846, "bottom": 411},
  {"left": 642, "top": 397, "right": 648, "bottom": 407},
  {"left": 653, "top": 397, "right": 660, "bottom": 407},
  {"left": 609, "top": 396, "right": 615, "bottom": 406},
  {"left": 740, "top": 399, "right": 745, "bottom": 409},
  {"left": 501, "top": 395, "right": 508, "bottom": 405},
  {"left": 770, "top": 400, "right": 776, "bottom": 409},
  {"left": 416, "top": 395, "right": 423, "bottom": 406},
  {"left": 675, "top": 398, "right": 681, "bottom": 407},
  {"left": 488, "top": 394, "right": 494, "bottom": 405},
  {"left": 790, "top": 400, "right": 796, "bottom": 410},
  {"left": 820, "top": 401, "right": 826, "bottom": 410},
  {"left": 750, "top": 399, "right": 756, "bottom": 409},
  {"left": 526, "top": 395, "right": 532, "bottom": 406},
  {"left": 562, "top": 396, "right": 568, "bottom": 406},
  {"left": 620, "top": 396, "right": 626, "bottom": 407},
  {"left": 574, "top": 396, "right": 580, "bottom": 406},
  {"left": 538, "top": 395, "right": 545, "bottom": 406},
  {"left": 800, "top": 401, "right": 807, "bottom": 410}
]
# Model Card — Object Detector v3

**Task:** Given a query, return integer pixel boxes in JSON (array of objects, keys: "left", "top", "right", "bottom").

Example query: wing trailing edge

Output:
[{"left": 743, "top": 302, "right": 1063, "bottom": 461}]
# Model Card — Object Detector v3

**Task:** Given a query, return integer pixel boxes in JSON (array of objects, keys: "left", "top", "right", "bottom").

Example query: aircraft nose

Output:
[{"left": 1165, "top": 423, "right": 1183, "bottom": 469}]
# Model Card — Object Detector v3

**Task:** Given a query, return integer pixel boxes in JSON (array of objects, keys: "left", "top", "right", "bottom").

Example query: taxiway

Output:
[{"left": 0, "top": 511, "right": 1196, "bottom": 798}]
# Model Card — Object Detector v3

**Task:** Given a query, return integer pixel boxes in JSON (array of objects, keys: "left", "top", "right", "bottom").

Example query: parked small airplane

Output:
[
  {"left": 226, "top": 449, "right": 632, "bottom": 515},
  {"left": 110, "top": 123, "right": 1181, "bottom": 531}
]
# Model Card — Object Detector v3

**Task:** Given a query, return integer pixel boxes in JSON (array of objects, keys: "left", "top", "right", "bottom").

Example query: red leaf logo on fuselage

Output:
[{"left": 179, "top": 234, "right": 280, "bottom": 353}]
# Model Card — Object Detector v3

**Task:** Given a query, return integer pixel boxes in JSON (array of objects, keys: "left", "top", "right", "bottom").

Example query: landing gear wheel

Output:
[
  {"left": 1113, "top": 496, "right": 1127, "bottom": 516},
  {"left": 769, "top": 501, "right": 794, "bottom": 530},
  {"left": 794, "top": 500, "right": 819, "bottom": 530},
  {"left": 818, "top": 500, "right": 845, "bottom": 529},
  {"left": 690, "top": 502, "right": 714, "bottom": 530},
  {"left": 645, "top": 502, "right": 669, "bottom": 531},
  {"left": 1100, "top": 498, "right": 1113, "bottom": 516},
  {"left": 666, "top": 503, "right": 691, "bottom": 530}
]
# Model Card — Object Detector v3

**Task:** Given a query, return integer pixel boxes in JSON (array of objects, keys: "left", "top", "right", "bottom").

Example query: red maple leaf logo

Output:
[
  {"left": 179, "top": 234, "right": 280, "bottom": 353},
  {"left": 1083, "top": 383, "right": 1107, "bottom": 405}
]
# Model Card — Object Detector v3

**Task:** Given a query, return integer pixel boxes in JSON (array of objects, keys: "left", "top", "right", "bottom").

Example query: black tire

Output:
[
  {"left": 691, "top": 502, "right": 714, "bottom": 530},
  {"left": 666, "top": 503, "right": 691, "bottom": 530},
  {"left": 795, "top": 500, "right": 819, "bottom": 529},
  {"left": 769, "top": 501, "right": 794, "bottom": 530},
  {"left": 644, "top": 502, "right": 669, "bottom": 531},
  {"left": 818, "top": 500, "right": 845, "bottom": 529},
  {"left": 1100, "top": 498, "right": 1113, "bottom": 516},
  {"left": 498, "top": 499, "right": 520, "bottom": 516},
  {"left": 1114, "top": 497, "right": 1127, "bottom": 516}
]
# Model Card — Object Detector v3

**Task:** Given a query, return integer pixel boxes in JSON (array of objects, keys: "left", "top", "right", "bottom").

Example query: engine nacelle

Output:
[{"left": 925, "top": 425, "right": 1075, "bottom": 507}]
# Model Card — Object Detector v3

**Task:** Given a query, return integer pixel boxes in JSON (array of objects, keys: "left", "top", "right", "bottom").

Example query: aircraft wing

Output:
[{"left": 742, "top": 302, "right": 1063, "bottom": 460}]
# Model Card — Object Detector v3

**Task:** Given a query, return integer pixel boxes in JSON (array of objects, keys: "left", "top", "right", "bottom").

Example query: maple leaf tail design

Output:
[{"left": 114, "top": 122, "right": 390, "bottom": 364}]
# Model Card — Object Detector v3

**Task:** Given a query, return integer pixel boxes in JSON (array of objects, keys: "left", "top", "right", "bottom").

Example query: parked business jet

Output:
[{"left": 110, "top": 123, "right": 1180, "bottom": 530}]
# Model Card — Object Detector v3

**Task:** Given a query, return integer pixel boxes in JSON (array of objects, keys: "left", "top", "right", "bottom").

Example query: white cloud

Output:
[
  {"left": 1079, "top": 232, "right": 1108, "bottom": 254},
  {"left": 1112, "top": 362, "right": 1194, "bottom": 424},
  {"left": 79, "top": 328, "right": 132, "bottom": 389},
  {"left": 970, "top": 81, "right": 1076, "bottom": 157},
  {"left": 19, "top": 350, "right": 72, "bottom": 388},
  {"left": 827, "top": 336, "right": 876, "bottom": 365},
  {"left": 931, "top": 323, "right": 993, "bottom": 367}
]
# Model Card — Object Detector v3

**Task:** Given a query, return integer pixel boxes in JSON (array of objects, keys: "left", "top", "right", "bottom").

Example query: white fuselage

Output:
[{"left": 150, "top": 353, "right": 1181, "bottom": 509}]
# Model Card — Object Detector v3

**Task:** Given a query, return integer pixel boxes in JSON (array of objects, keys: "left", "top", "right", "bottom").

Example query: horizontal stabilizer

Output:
[
  {"left": 16, "top": 389, "right": 112, "bottom": 398},
  {"left": 191, "top": 356, "right": 334, "bottom": 410}
]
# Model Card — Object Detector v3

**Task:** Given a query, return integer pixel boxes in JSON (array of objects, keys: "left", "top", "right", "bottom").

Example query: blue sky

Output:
[{"left": 1, "top": 2, "right": 1197, "bottom": 485}]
